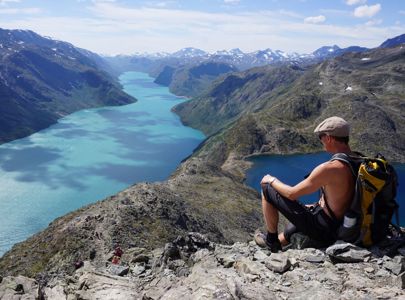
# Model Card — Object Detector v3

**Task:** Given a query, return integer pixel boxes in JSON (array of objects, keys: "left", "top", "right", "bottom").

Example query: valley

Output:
[{"left": 0, "top": 28, "right": 404, "bottom": 298}]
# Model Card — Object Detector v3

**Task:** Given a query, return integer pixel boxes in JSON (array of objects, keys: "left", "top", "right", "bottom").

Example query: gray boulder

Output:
[
  {"left": 383, "top": 255, "right": 405, "bottom": 275},
  {"left": 265, "top": 253, "right": 291, "bottom": 273},
  {"left": 326, "top": 242, "right": 371, "bottom": 263}
]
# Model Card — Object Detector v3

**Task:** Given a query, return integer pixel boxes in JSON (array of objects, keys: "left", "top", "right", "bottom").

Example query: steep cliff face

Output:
[{"left": 0, "top": 29, "right": 136, "bottom": 144}]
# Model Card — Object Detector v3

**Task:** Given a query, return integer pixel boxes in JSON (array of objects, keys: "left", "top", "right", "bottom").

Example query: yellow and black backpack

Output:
[{"left": 330, "top": 153, "right": 399, "bottom": 247}]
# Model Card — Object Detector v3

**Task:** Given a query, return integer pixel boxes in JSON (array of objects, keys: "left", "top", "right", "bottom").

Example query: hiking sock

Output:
[
  {"left": 266, "top": 231, "right": 278, "bottom": 243},
  {"left": 266, "top": 231, "right": 281, "bottom": 252}
]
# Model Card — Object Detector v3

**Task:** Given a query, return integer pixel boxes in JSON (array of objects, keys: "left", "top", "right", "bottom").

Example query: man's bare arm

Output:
[{"left": 261, "top": 163, "right": 332, "bottom": 200}]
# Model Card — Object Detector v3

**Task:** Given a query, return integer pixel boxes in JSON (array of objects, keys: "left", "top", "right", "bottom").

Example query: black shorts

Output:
[{"left": 262, "top": 183, "right": 339, "bottom": 243}]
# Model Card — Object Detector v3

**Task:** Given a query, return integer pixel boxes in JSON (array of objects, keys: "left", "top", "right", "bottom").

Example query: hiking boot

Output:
[{"left": 254, "top": 230, "right": 282, "bottom": 252}]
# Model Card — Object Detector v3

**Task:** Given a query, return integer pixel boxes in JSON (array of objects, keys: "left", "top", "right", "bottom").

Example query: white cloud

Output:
[
  {"left": 365, "top": 19, "right": 382, "bottom": 26},
  {"left": 0, "top": 0, "right": 20, "bottom": 4},
  {"left": 154, "top": 2, "right": 173, "bottom": 8},
  {"left": 91, "top": 0, "right": 116, "bottom": 3},
  {"left": 354, "top": 4, "right": 381, "bottom": 18},
  {"left": 277, "top": 9, "right": 302, "bottom": 19},
  {"left": 0, "top": 7, "right": 41, "bottom": 14},
  {"left": 400, "top": 10, "right": 405, "bottom": 15},
  {"left": 320, "top": 8, "right": 350, "bottom": 16},
  {"left": 345, "top": 0, "right": 366, "bottom": 6},
  {"left": 1, "top": 2, "right": 404, "bottom": 55},
  {"left": 145, "top": 1, "right": 178, "bottom": 8},
  {"left": 224, "top": 0, "right": 240, "bottom": 3},
  {"left": 304, "top": 15, "right": 326, "bottom": 24}
]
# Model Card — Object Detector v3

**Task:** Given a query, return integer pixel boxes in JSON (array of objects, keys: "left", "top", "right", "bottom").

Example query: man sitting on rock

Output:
[{"left": 256, "top": 116, "right": 355, "bottom": 251}]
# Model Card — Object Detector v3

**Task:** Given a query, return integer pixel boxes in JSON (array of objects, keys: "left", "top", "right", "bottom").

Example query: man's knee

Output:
[
  {"left": 261, "top": 183, "right": 275, "bottom": 204},
  {"left": 283, "top": 222, "right": 297, "bottom": 242}
]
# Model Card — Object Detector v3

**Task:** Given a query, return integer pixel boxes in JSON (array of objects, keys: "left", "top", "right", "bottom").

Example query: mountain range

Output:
[
  {"left": 0, "top": 28, "right": 136, "bottom": 144},
  {"left": 105, "top": 34, "right": 405, "bottom": 74},
  {"left": 111, "top": 46, "right": 336, "bottom": 70},
  {"left": 174, "top": 44, "right": 405, "bottom": 163},
  {"left": 103, "top": 34, "right": 405, "bottom": 99}
]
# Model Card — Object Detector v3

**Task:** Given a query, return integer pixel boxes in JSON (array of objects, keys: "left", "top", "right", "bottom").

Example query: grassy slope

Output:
[{"left": 155, "top": 62, "right": 238, "bottom": 97}]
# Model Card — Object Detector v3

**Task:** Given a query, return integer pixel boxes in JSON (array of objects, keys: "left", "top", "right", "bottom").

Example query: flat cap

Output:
[{"left": 314, "top": 116, "right": 350, "bottom": 137}]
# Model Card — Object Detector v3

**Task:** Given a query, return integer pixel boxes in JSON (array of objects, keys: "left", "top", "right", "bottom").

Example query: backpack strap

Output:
[
  {"left": 320, "top": 186, "right": 338, "bottom": 222},
  {"left": 330, "top": 153, "right": 358, "bottom": 178}
]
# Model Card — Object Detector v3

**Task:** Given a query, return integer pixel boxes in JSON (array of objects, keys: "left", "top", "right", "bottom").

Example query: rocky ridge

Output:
[{"left": 1, "top": 232, "right": 404, "bottom": 299}]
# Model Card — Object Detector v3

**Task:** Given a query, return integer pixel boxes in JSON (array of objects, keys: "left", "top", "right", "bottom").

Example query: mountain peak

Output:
[
  {"left": 312, "top": 45, "right": 341, "bottom": 57},
  {"left": 172, "top": 47, "right": 208, "bottom": 58},
  {"left": 380, "top": 33, "right": 405, "bottom": 48},
  {"left": 230, "top": 48, "right": 243, "bottom": 55}
]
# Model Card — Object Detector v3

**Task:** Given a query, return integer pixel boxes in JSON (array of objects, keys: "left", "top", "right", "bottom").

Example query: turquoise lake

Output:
[
  {"left": 245, "top": 154, "right": 405, "bottom": 226},
  {"left": 0, "top": 72, "right": 204, "bottom": 256}
]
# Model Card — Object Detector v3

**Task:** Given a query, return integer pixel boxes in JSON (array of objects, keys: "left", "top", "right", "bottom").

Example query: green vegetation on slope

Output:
[
  {"left": 173, "top": 64, "right": 305, "bottom": 136},
  {"left": 155, "top": 61, "right": 238, "bottom": 97},
  {"left": 177, "top": 46, "right": 405, "bottom": 163}
]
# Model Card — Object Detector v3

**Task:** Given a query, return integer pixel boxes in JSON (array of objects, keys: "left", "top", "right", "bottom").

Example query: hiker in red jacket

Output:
[{"left": 257, "top": 116, "right": 355, "bottom": 251}]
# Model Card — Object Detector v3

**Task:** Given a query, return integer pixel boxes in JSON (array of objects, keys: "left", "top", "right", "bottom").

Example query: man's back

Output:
[{"left": 318, "top": 159, "right": 355, "bottom": 220}]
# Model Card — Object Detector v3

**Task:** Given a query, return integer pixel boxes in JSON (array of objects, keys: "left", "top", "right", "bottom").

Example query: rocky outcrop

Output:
[{"left": 1, "top": 232, "right": 404, "bottom": 299}]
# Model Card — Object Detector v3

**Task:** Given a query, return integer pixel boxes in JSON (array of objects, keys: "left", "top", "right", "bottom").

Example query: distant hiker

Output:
[
  {"left": 256, "top": 116, "right": 354, "bottom": 251},
  {"left": 114, "top": 246, "right": 123, "bottom": 258},
  {"left": 111, "top": 255, "right": 120, "bottom": 265},
  {"left": 109, "top": 245, "right": 123, "bottom": 264}
]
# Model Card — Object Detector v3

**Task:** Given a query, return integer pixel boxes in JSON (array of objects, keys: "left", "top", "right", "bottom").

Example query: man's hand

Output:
[{"left": 261, "top": 174, "right": 276, "bottom": 186}]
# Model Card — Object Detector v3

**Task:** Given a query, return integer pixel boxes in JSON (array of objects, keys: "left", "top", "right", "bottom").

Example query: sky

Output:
[{"left": 0, "top": 0, "right": 404, "bottom": 55}]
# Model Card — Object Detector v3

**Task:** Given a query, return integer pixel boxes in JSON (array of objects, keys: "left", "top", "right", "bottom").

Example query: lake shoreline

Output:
[{"left": 0, "top": 71, "right": 204, "bottom": 256}]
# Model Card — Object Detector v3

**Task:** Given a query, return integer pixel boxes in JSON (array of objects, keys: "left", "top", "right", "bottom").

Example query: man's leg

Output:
[
  {"left": 278, "top": 232, "right": 289, "bottom": 246},
  {"left": 260, "top": 187, "right": 282, "bottom": 251},
  {"left": 261, "top": 190, "right": 279, "bottom": 234},
  {"left": 279, "top": 222, "right": 298, "bottom": 246},
  {"left": 261, "top": 187, "right": 297, "bottom": 246},
  {"left": 261, "top": 183, "right": 337, "bottom": 245}
]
